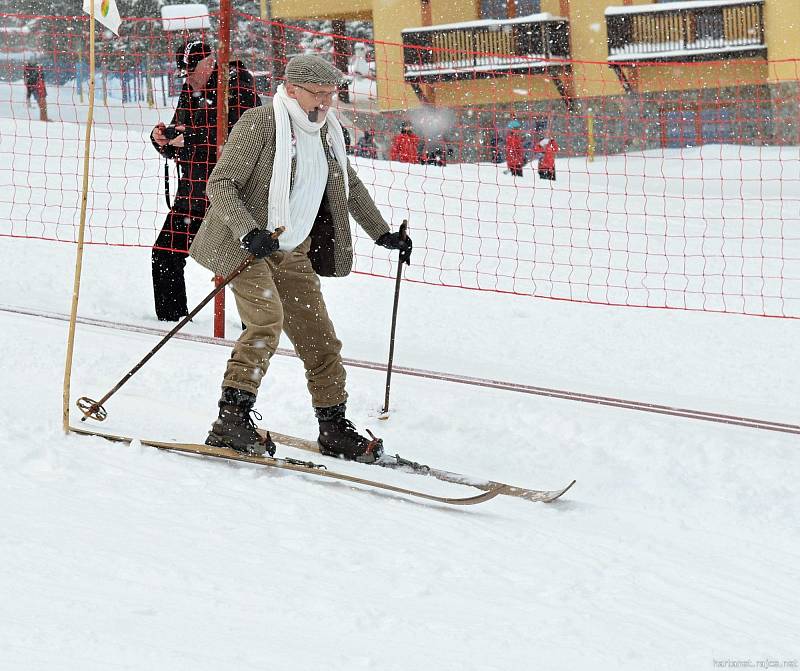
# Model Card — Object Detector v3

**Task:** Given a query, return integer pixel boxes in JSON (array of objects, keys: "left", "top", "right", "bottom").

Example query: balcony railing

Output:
[
  {"left": 605, "top": 0, "right": 766, "bottom": 62},
  {"left": 402, "top": 13, "right": 570, "bottom": 82}
]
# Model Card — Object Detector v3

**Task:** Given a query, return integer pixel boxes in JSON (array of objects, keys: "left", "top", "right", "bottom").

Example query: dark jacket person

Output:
[{"left": 149, "top": 39, "right": 259, "bottom": 321}]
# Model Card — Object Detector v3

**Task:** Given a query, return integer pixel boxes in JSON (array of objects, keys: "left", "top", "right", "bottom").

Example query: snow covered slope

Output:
[
  {"left": 1, "top": 237, "right": 799, "bottom": 670},
  {"left": 1, "top": 80, "right": 798, "bottom": 669}
]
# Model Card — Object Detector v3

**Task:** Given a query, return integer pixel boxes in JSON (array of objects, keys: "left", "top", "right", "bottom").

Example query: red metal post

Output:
[
  {"left": 213, "top": 0, "right": 232, "bottom": 338},
  {"left": 37, "top": 66, "right": 48, "bottom": 122}
]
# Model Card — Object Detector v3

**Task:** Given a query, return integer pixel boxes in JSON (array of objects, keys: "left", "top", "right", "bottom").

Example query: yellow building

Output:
[{"left": 270, "top": 0, "right": 800, "bottom": 155}]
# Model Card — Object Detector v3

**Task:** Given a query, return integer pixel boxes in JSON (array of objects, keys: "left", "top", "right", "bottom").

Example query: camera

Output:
[{"left": 163, "top": 125, "right": 183, "bottom": 141}]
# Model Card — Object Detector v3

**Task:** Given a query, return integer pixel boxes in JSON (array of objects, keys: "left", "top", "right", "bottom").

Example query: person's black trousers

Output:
[{"left": 151, "top": 208, "right": 204, "bottom": 321}]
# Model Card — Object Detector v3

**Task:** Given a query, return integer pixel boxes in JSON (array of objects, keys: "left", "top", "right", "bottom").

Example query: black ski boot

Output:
[
  {"left": 205, "top": 387, "right": 276, "bottom": 457},
  {"left": 315, "top": 403, "right": 383, "bottom": 464}
]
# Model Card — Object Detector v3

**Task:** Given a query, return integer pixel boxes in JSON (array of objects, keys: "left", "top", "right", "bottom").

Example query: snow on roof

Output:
[
  {"left": 606, "top": 0, "right": 763, "bottom": 17},
  {"left": 608, "top": 42, "right": 766, "bottom": 61},
  {"left": 406, "top": 58, "right": 555, "bottom": 78},
  {"left": 160, "top": 4, "right": 211, "bottom": 32},
  {"left": 402, "top": 12, "right": 564, "bottom": 35}
]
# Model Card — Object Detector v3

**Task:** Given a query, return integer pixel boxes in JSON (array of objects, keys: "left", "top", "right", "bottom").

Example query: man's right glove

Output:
[
  {"left": 376, "top": 230, "right": 413, "bottom": 266},
  {"left": 241, "top": 228, "right": 281, "bottom": 258}
]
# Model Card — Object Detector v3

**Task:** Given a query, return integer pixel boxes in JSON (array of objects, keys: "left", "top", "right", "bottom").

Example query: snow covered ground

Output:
[{"left": 1, "top": 79, "right": 799, "bottom": 669}]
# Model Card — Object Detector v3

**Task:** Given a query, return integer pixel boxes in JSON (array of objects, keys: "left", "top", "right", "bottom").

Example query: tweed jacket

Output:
[{"left": 189, "top": 103, "right": 390, "bottom": 278}]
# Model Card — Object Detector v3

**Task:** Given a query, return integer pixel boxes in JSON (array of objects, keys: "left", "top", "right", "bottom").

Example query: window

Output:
[
  {"left": 480, "top": 0, "right": 540, "bottom": 20},
  {"left": 663, "top": 109, "right": 699, "bottom": 149},
  {"left": 700, "top": 106, "right": 734, "bottom": 144},
  {"left": 695, "top": 10, "right": 725, "bottom": 43},
  {"left": 660, "top": 105, "right": 734, "bottom": 148},
  {"left": 481, "top": 0, "right": 507, "bottom": 20},
  {"left": 515, "top": 0, "right": 541, "bottom": 16}
]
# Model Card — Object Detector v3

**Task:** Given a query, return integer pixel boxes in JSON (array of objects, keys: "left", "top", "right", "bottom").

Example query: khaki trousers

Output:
[{"left": 223, "top": 237, "right": 347, "bottom": 408}]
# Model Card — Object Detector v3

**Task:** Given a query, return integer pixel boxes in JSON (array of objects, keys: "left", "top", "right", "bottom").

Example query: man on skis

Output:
[{"left": 189, "top": 55, "right": 411, "bottom": 463}]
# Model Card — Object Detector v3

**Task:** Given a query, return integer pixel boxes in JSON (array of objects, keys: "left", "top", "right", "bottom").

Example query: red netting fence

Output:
[{"left": 1, "top": 11, "right": 799, "bottom": 318}]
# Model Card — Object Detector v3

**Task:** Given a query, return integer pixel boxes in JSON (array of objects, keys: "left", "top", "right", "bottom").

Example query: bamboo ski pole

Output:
[
  {"left": 62, "top": 4, "right": 97, "bottom": 432},
  {"left": 379, "top": 220, "right": 408, "bottom": 418}
]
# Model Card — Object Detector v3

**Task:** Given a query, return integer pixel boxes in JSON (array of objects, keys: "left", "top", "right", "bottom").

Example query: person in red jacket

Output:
[
  {"left": 535, "top": 136, "right": 559, "bottom": 181},
  {"left": 505, "top": 119, "right": 525, "bottom": 177},
  {"left": 389, "top": 121, "right": 420, "bottom": 164}
]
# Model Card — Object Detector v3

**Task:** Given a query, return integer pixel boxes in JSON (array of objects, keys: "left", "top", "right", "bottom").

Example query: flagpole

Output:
[{"left": 62, "top": 2, "right": 98, "bottom": 432}]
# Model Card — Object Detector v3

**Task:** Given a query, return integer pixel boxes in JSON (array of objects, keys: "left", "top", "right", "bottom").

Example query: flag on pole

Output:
[{"left": 83, "top": 0, "right": 122, "bottom": 35}]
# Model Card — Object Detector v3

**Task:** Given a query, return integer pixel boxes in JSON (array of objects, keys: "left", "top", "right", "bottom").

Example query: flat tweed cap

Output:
[{"left": 285, "top": 54, "right": 344, "bottom": 86}]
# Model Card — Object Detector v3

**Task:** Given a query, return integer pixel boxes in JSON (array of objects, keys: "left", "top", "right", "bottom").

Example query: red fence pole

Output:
[{"left": 213, "top": 0, "right": 232, "bottom": 339}]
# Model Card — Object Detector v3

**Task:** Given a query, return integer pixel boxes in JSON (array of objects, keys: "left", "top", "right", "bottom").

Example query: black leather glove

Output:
[
  {"left": 241, "top": 228, "right": 280, "bottom": 259},
  {"left": 376, "top": 230, "right": 413, "bottom": 266}
]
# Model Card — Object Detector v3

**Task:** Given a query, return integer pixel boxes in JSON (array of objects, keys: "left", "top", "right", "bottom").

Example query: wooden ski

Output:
[
  {"left": 68, "top": 426, "right": 507, "bottom": 506},
  {"left": 264, "top": 430, "right": 576, "bottom": 504}
]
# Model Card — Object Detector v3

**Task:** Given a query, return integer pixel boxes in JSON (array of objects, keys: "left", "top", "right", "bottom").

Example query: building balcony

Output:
[
  {"left": 401, "top": 13, "right": 570, "bottom": 83},
  {"left": 605, "top": 0, "right": 766, "bottom": 63}
]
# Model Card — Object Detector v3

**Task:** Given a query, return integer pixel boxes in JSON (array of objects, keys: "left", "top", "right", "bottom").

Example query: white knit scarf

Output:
[{"left": 269, "top": 84, "right": 349, "bottom": 241}]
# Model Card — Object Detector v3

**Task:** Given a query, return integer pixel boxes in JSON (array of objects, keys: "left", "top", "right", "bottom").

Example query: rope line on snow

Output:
[{"left": 4, "top": 304, "right": 798, "bottom": 437}]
